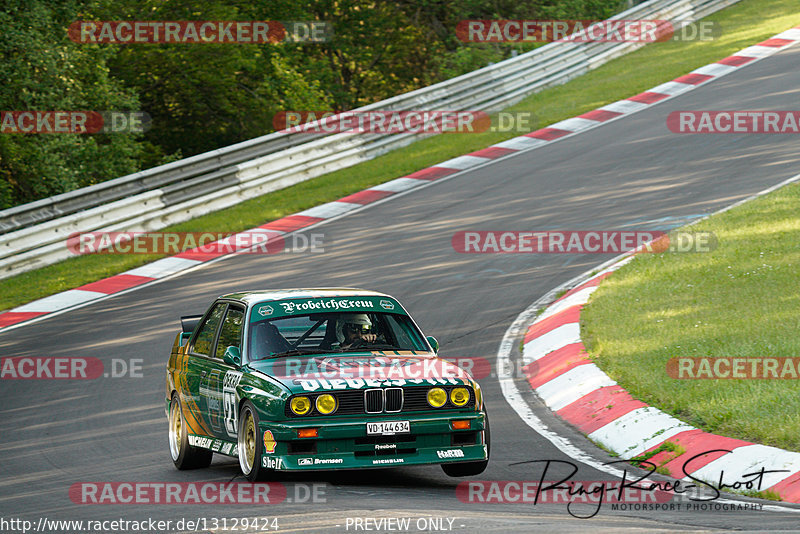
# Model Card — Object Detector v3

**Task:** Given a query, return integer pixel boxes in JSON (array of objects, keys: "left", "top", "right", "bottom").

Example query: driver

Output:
[{"left": 336, "top": 313, "right": 377, "bottom": 348}]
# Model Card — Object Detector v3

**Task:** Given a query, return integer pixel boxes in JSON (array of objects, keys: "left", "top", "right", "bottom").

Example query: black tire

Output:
[
  {"left": 168, "top": 395, "right": 213, "bottom": 469},
  {"left": 238, "top": 401, "right": 268, "bottom": 481},
  {"left": 442, "top": 406, "right": 490, "bottom": 477}
]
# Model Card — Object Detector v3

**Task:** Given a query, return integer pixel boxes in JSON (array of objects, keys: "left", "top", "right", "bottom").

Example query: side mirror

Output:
[
  {"left": 426, "top": 336, "right": 439, "bottom": 353},
  {"left": 223, "top": 346, "right": 242, "bottom": 367}
]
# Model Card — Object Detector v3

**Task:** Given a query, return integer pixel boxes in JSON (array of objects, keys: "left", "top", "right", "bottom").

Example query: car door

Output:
[
  {"left": 206, "top": 304, "right": 246, "bottom": 442},
  {"left": 186, "top": 301, "right": 227, "bottom": 438}
]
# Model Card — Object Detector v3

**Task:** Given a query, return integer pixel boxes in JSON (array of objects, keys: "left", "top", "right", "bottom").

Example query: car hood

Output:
[{"left": 247, "top": 351, "right": 474, "bottom": 394}]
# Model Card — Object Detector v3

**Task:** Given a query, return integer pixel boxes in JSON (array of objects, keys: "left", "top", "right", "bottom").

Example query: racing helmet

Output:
[{"left": 335, "top": 313, "right": 372, "bottom": 343}]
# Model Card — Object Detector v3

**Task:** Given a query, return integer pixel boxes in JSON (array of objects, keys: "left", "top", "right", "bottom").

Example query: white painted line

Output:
[
  {"left": 124, "top": 257, "right": 203, "bottom": 279},
  {"left": 435, "top": 155, "right": 491, "bottom": 170},
  {"left": 536, "top": 363, "right": 616, "bottom": 411},
  {"left": 689, "top": 444, "right": 800, "bottom": 490},
  {"left": 491, "top": 137, "right": 547, "bottom": 151},
  {"left": 693, "top": 63, "right": 739, "bottom": 77},
  {"left": 588, "top": 407, "right": 695, "bottom": 460},
  {"left": 648, "top": 81, "right": 694, "bottom": 96},
  {"left": 522, "top": 323, "right": 580, "bottom": 365},
  {"left": 12, "top": 289, "right": 107, "bottom": 313},
  {"left": 549, "top": 117, "right": 599, "bottom": 132},
  {"left": 600, "top": 100, "right": 649, "bottom": 114},
  {"left": 369, "top": 178, "right": 422, "bottom": 192},
  {"left": 534, "top": 286, "right": 597, "bottom": 323},
  {"left": 298, "top": 201, "right": 362, "bottom": 219}
]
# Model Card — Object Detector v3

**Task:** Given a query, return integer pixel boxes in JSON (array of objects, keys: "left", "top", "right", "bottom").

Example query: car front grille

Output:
[{"left": 285, "top": 385, "right": 475, "bottom": 417}]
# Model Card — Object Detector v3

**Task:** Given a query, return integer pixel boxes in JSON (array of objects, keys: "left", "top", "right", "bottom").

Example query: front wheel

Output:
[
  {"left": 442, "top": 407, "right": 490, "bottom": 477},
  {"left": 238, "top": 401, "right": 268, "bottom": 481},
  {"left": 168, "top": 394, "right": 213, "bottom": 469}
]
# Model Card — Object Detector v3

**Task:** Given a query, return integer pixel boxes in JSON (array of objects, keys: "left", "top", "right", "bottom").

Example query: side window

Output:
[
  {"left": 192, "top": 303, "right": 226, "bottom": 357},
  {"left": 214, "top": 306, "right": 245, "bottom": 360}
]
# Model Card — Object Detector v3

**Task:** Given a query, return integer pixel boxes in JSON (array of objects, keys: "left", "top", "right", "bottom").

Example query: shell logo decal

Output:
[{"left": 263, "top": 430, "right": 277, "bottom": 453}]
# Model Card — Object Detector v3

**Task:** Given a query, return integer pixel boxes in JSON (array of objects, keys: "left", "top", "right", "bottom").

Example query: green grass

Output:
[
  {"left": 582, "top": 181, "right": 800, "bottom": 451},
  {"left": 2, "top": 0, "right": 799, "bottom": 312}
]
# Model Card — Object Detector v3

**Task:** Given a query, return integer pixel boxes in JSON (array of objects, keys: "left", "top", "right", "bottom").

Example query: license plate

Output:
[{"left": 366, "top": 421, "right": 410, "bottom": 435}]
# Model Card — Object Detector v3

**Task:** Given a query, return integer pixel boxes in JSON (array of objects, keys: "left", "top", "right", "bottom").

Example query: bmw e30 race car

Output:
[{"left": 165, "top": 288, "right": 489, "bottom": 481}]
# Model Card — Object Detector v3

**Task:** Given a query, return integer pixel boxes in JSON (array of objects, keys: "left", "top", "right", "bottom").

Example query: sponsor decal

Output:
[
  {"left": 437, "top": 449, "right": 465, "bottom": 459},
  {"left": 372, "top": 458, "right": 404, "bottom": 465},
  {"left": 298, "top": 458, "right": 314, "bottom": 466},
  {"left": 375, "top": 443, "right": 397, "bottom": 450},
  {"left": 379, "top": 300, "right": 395, "bottom": 310},
  {"left": 261, "top": 456, "right": 284, "bottom": 469},
  {"left": 258, "top": 305, "right": 274, "bottom": 316},
  {"left": 313, "top": 458, "right": 344, "bottom": 465},
  {"left": 222, "top": 371, "right": 243, "bottom": 438},
  {"left": 188, "top": 435, "right": 214, "bottom": 449},
  {"left": 296, "top": 376, "right": 463, "bottom": 392},
  {"left": 263, "top": 430, "right": 277, "bottom": 453},
  {"left": 279, "top": 298, "right": 376, "bottom": 314}
]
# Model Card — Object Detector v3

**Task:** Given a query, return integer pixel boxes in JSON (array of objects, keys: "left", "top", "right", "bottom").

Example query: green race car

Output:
[{"left": 165, "top": 288, "right": 489, "bottom": 481}]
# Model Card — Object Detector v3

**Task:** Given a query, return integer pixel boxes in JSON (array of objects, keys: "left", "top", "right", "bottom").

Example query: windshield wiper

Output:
[
  {"left": 340, "top": 344, "right": 401, "bottom": 352},
  {"left": 263, "top": 348, "right": 338, "bottom": 359}
]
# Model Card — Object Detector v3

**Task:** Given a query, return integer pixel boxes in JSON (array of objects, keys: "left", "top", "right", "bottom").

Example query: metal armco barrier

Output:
[{"left": 0, "top": 0, "right": 740, "bottom": 279}]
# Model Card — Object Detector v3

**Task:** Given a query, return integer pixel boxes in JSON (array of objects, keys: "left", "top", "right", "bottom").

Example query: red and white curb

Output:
[
  {"left": 1, "top": 25, "right": 799, "bottom": 332},
  {"left": 508, "top": 165, "right": 800, "bottom": 505},
  {"left": 520, "top": 261, "right": 800, "bottom": 502}
]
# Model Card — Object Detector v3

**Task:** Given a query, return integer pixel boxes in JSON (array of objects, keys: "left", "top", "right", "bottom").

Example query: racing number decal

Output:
[{"left": 223, "top": 371, "right": 243, "bottom": 438}]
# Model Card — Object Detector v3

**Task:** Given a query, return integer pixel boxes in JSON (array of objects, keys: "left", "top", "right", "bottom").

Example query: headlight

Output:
[
  {"left": 290, "top": 396, "right": 311, "bottom": 415},
  {"left": 427, "top": 387, "right": 447, "bottom": 408},
  {"left": 315, "top": 394, "right": 338, "bottom": 415},
  {"left": 450, "top": 387, "right": 470, "bottom": 406}
]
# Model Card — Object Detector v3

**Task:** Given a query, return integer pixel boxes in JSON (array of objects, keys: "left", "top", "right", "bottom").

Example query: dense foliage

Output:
[{"left": 0, "top": 0, "right": 628, "bottom": 209}]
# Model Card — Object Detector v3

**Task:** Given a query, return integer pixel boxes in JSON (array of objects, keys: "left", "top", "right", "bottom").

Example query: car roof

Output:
[{"left": 218, "top": 288, "right": 391, "bottom": 305}]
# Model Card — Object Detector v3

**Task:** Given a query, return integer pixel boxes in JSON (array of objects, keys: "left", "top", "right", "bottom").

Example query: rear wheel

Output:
[
  {"left": 442, "top": 407, "right": 490, "bottom": 477},
  {"left": 168, "top": 395, "right": 213, "bottom": 469},
  {"left": 238, "top": 401, "right": 267, "bottom": 481}
]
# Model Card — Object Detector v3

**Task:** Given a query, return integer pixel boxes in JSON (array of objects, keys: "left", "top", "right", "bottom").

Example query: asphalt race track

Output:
[{"left": 2, "top": 43, "right": 800, "bottom": 534}]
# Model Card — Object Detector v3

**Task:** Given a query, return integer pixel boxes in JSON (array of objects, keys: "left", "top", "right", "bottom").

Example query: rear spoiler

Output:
[{"left": 179, "top": 315, "right": 203, "bottom": 345}]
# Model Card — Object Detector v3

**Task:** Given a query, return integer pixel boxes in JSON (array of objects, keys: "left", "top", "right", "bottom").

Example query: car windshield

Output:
[{"left": 248, "top": 311, "right": 428, "bottom": 360}]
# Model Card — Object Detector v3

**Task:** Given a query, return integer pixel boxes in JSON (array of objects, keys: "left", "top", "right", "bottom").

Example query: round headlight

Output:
[
  {"left": 290, "top": 396, "right": 311, "bottom": 415},
  {"left": 427, "top": 387, "right": 447, "bottom": 408},
  {"left": 315, "top": 394, "right": 338, "bottom": 415},
  {"left": 450, "top": 387, "right": 470, "bottom": 406}
]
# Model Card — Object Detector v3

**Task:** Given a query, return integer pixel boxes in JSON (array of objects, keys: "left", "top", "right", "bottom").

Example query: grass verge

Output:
[
  {"left": 2, "top": 0, "right": 799, "bottom": 312},
  {"left": 582, "top": 181, "right": 800, "bottom": 451}
]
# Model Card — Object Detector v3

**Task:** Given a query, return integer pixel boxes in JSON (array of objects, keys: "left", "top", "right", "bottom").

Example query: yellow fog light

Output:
[
  {"left": 315, "top": 394, "right": 338, "bottom": 414},
  {"left": 427, "top": 387, "right": 447, "bottom": 408},
  {"left": 290, "top": 396, "right": 311, "bottom": 415},
  {"left": 450, "top": 387, "right": 470, "bottom": 406}
]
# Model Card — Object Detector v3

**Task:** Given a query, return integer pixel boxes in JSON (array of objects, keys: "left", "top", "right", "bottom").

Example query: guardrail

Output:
[{"left": 0, "top": 0, "right": 740, "bottom": 279}]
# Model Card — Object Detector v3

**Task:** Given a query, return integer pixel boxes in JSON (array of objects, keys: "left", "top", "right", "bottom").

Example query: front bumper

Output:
[{"left": 258, "top": 412, "right": 487, "bottom": 470}]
